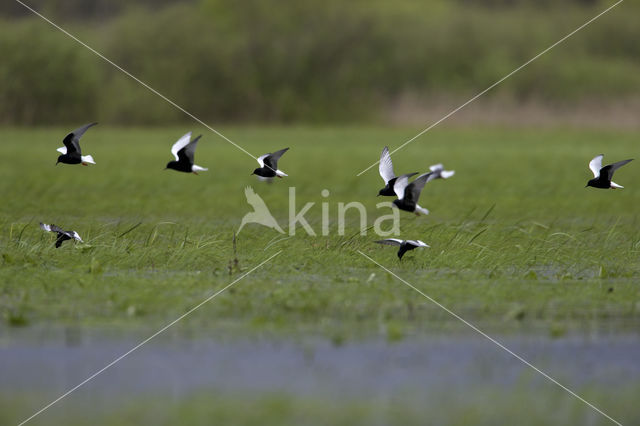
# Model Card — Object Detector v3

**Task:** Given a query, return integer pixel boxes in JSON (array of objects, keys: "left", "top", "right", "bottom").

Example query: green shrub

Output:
[
  {"left": 1, "top": 0, "right": 639, "bottom": 124},
  {"left": 0, "top": 20, "right": 100, "bottom": 124}
]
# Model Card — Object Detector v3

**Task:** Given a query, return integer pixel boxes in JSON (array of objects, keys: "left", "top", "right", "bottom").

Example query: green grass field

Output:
[
  {"left": 1, "top": 125, "right": 639, "bottom": 425},
  {"left": 3, "top": 385, "right": 640, "bottom": 426},
  {"left": 2, "top": 125, "right": 639, "bottom": 336}
]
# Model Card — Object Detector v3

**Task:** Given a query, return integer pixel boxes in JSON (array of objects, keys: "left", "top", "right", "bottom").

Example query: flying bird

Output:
[
  {"left": 392, "top": 172, "right": 433, "bottom": 215},
  {"left": 427, "top": 163, "right": 455, "bottom": 180},
  {"left": 56, "top": 122, "right": 97, "bottom": 165},
  {"left": 586, "top": 154, "right": 633, "bottom": 189},
  {"left": 375, "top": 239, "right": 429, "bottom": 260},
  {"left": 238, "top": 186, "right": 284, "bottom": 234},
  {"left": 252, "top": 148, "right": 289, "bottom": 180},
  {"left": 165, "top": 132, "right": 208, "bottom": 174},
  {"left": 40, "top": 223, "right": 83, "bottom": 248},
  {"left": 378, "top": 146, "right": 418, "bottom": 196}
]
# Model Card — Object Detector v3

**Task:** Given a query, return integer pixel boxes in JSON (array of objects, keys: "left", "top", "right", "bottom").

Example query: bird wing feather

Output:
[
  {"left": 69, "top": 122, "right": 97, "bottom": 141},
  {"left": 263, "top": 148, "right": 289, "bottom": 170},
  {"left": 62, "top": 122, "right": 97, "bottom": 155},
  {"left": 607, "top": 158, "right": 633, "bottom": 175},
  {"left": 600, "top": 159, "right": 633, "bottom": 181},
  {"left": 379, "top": 146, "right": 395, "bottom": 184},
  {"left": 589, "top": 154, "right": 603, "bottom": 178},
  {"left": 393, "top": 173, "right": 415, "bottom": 199},
  {"left": 49, "top": 224, "right": 66, "bottom": 234},
  {"left": 404, "top": 172, "right": 431, "bottom": 203},
  {"left": 178, "top": 134, "right": 201, "bottom": 164},
  {"left": 256, "top": 154, "right": 268, "bottom": 167},
  {"left": 375, "top": 239, "right": 404, "bottom": 246},
  {"left": 171, "top": 132, "right": 192, "bottom": 161},
  {"left": 62, "top": 133, "right": 81, "bottom": 155},
  {"left": 41, "top": 222, "right": 69, "bottom": 236}
]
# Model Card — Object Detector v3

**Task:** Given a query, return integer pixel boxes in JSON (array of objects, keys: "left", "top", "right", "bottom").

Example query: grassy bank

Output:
[
  {"left": 1, "top": 126, "right": 639, "bottom": 339},
  {"left": 3, "top": 384, "right": 640, "bottom": 426}
]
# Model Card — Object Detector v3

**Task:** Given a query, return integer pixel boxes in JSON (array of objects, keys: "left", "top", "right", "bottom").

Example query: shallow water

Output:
[{"left": 2, "top": 327, "right": 639, "bottom": 402}]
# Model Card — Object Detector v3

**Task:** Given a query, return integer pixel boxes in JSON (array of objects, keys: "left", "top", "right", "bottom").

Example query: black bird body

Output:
[
  {"left": 253, "top": 148, "right": 289, "bottom": 180},
  {"left": 166, "top": 159, "right": 192, "bottom": 173},
  {"left": 54, "top": 233, "right": 73, "bottom": 248},
  {"left": 587, "top": 174, "right": 615, "bottom": 189},
  {"left": 375, "top": 239, "right": 429, "bottom": 260},
  {"left": 166, "top": 132, "right": 207, "bottom": 174},
  {"left": 586, "top": 155, "right": 632, "bottom": 189},
  {"left": 40, "top": 223, "right": 83, "bottom": 248},
  {"left": 392, "top": 172, "right": 432, "bottom": 215},
  {"left": 392, "top": 196, "right": 417, "bottom": 213},
  {"left": 56, "top": 122, "right": 97, "bottom": 165},
  {"left": 58, "top": 153, "right": 82, "bottom": 165}
]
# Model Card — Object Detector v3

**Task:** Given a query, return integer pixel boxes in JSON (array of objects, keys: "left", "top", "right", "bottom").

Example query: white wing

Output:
[
  {"left": 429, "top": 164, "right": 443, "bottom": 172},
  {"left": 589, "top": 155, "right": 603, "bottom": 178},
  {"left": 440, "top": 170, "right": 455, "bottom": 179},
  {"left": 171, "top": 132, "right": 192, "bottom": 161},
  {"left": 56, "top": 147, "right": 67, "bottom": 154},
  {"left": 81, "top": 155, "right": 95, "bottom": 164},
  {"left": 407, "top": 240, "right": 429, "bottom": 247},
  {"left": 393, "top": 174, "right": 411, "bottom": 199},
  {"left": 192, "top": 165, "right": 208, "bottom": 172},
  {"left": 256, "top": 154, "right": 269, "bottom": 167},
  {"left": 379, "top": 146, "right": 395, "bottom": 184},
  {"left": 39, "top": 223, "right": 52, "bottom": 232},
  {"left": 71, "top": 231, "right": 83, "bottom": 242}
]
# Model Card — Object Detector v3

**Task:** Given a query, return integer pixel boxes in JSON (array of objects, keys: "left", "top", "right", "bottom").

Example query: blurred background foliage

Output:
[{"left": 0, "top": 0, "right": 638, "bottom": 125}]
